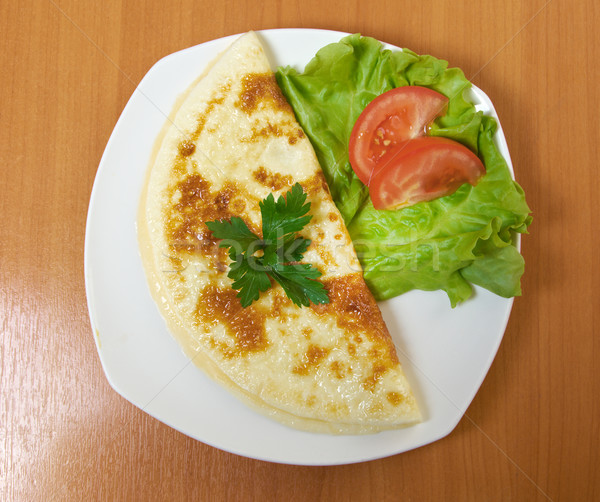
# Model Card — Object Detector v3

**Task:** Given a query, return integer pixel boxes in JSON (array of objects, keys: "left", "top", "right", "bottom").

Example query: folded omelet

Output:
[{"left": 138, "top": 32, "right": 420, "bottom": 433}]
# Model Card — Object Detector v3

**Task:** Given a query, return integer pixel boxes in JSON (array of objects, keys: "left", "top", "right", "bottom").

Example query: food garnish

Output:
[
  {"left": 347, "top": 86, "right": 485, "bottom": 209},
  {"left": 205, "top": 183, "right": 329, "bottom": 308},
  {"left": 368, "top": 136, "right": 486, "bottom": 209},
  {"left": 348, "top": 86, "right": 449, "bottom": 185},
  {"left": 276, "top": 34, "right": 532, "bottom": 306}
]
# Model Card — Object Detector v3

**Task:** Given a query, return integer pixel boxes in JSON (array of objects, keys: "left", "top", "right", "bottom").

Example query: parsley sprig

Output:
[{"left": 205, "top": 183, "right": 329, "bottom": 308}]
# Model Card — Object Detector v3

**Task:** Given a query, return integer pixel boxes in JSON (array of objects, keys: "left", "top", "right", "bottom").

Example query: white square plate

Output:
[{"left": 85, "top": 28, "right": 516, "bottom": 465}]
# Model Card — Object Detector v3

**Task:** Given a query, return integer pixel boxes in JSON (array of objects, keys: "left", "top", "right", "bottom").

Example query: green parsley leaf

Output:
[
  {"left": 260, "top": 182, "right": 313, "bottom": 242},
  {"left": 205, "top": 216, "right": 260, "bottom": 252},
  {"left": 205, "top": 183, "right": 329, "bottom": 308},
  {"left": 270, "top": 262, "right": 328, "bottom": 307},
  {"left": 227, "top": 253, "right": 272, "bottom": 307}
]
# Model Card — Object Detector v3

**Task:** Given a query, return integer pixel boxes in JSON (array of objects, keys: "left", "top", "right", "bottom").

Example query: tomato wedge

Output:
[
  {"left": 369, "top": 136, "right": 486, "bottom": 210},
  {"left": 349, "top": 86, "right": 449, "bottom": 184}
]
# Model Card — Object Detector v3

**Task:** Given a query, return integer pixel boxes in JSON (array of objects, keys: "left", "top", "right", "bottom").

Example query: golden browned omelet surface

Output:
[{"left": 138, "top": 31, "right": 420, "bottom": 433}]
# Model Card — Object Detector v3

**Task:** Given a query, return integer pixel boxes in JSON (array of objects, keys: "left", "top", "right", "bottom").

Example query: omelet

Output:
[{"left": 138, "top": 31, "right": 420, "bottom": 433}]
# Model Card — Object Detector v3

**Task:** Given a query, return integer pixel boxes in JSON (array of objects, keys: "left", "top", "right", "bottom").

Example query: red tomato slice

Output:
[
  {"left": 369, "top": 136, "right": 486, "bottom": 210},
  {"left": 349, "top": 86, "right": 449, "bottom": 185}
]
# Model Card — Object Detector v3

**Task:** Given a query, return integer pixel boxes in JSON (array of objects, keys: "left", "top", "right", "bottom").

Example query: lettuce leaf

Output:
[{"left": 276, "top": 34, "right": 532, "bottom": 306}]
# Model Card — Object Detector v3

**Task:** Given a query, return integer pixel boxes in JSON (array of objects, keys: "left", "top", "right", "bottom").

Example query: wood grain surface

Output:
[{"left": 1, "top": 1, "right": 598, "bottom": 500}]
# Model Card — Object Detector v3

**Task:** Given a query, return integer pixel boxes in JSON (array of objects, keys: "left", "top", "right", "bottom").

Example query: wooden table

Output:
[{"left": 2, "top": 1, "right": 598, "bottom": 500}]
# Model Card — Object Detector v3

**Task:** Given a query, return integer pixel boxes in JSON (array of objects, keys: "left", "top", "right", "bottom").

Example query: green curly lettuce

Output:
[{"left": 276, "top": 34, "right": 532, "bottom": 306}]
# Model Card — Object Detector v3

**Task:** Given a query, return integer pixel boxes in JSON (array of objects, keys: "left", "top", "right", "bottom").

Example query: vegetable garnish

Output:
[
  {"left": 205, "top": 183, "right": 329, "bottom": 308},
  {"left": 347, "top": 86, "right": 486, "bottom": 210},
  {"left": 369, "top": 136, "right": 486, "bottom": 210},
  {"left": 348, "top": 86, "right": 449, "bottom": 185},
  {"left": 276, "top": 34, "right": 532, "bottom": 306}
]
